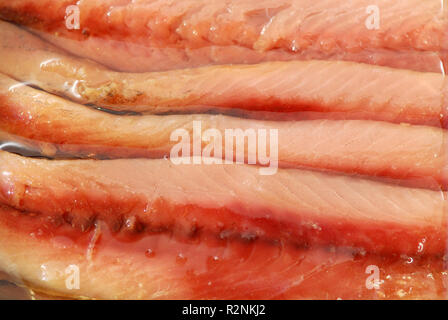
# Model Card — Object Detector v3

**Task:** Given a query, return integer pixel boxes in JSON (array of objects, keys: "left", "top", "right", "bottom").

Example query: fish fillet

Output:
[
  {"left": 32, "top": 25, "right": 447, "bottom": 74},
  {"left": 0, "top": 74, "right": 446, "bottom": 186},
  {"left": 0, "top": 21, "right": 445, "bottom": 126},
  {"left": 0, "top": 204, "right": 446, "bottom": 299},
  {"left": 0, "top": 0, "right": 446, "bottom": 72},
  {"left": 0, "top": 151, "right": 446, "bottom": 255}
]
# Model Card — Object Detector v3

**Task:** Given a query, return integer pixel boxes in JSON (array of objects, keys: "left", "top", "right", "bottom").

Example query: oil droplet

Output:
[
  {"left": 69, "top": 80, "right": 82, "bottom": 99},
  {"left": 145, "top": 249, "right": 155, "bottom": 258},
  {"left": 417, "top": 242, "right": 424, "bottom": 253},
  {"left": 40, "top": 264, "right": 49, "bottom": 282},
  {"left": 176, "top": 253, "right": 187, "bottom": 265},
  {"left": 290, "top": 40, "right": 299, "bottom": 52}
]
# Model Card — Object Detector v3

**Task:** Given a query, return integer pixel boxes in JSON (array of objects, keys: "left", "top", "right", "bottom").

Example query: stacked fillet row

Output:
[{"left": 0, "top": 0, "right": 447, "bottom": 299}]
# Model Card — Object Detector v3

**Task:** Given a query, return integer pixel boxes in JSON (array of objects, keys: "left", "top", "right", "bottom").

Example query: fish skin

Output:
[
  {"left": 0, "top": 1, "right": 446, "bottom": 72},
  {"left": 0, "top": 203, "right": 446, "bottom": 300},
  {"left": 0, "top": 73, "right": 446, "bottom": 186},
  {"left": 0, "top": 151, "right": 446, "bottom": 255},
  {"left": 0, "top": 21, "right": 445, "bottom": 125}
]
